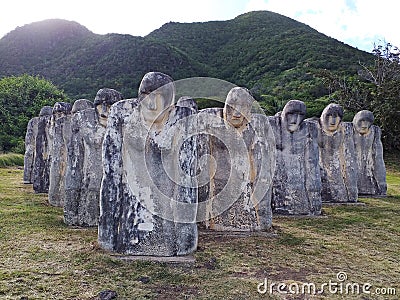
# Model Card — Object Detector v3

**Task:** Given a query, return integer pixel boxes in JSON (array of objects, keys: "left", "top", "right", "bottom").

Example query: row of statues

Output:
[{"left": 23, "top": 72, "right": 386, "bottom": 256}]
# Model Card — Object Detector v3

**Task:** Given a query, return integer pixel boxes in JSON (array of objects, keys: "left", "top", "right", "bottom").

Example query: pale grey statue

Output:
[
  {"left": 48, "top": 102, "right": 72, "bottom": 207},
  {"left": 316, "top": 103, "right": 358, "bottom": 203},
  {"left": 70, "top": 98, "right": 93, "bottom": 114},
  {"left": 99, "top": 72, "right": 198, "bottom": 256},
  {"left": 197, "top": 87, "right": 275, "bottom": 231},
  {"left": 176, "top": 96, "right": 198, "bottom": 112},
  {"left": 32, "top": 106, "right": 53, "bottom": 193},
  {"left": 23, "top": 115, "right": 39, "bottom": 184},
  {"left": 352, "top": 110, "right": 387, "bottom": 196},
  {"left": 270, "top": 100, "right": 321, "bottom": 215},
  {"left": 64, "top": 93, "right": 121, "bottom": 226}
]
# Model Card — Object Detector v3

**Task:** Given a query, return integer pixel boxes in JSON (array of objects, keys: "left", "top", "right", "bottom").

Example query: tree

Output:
[
  {"left": 320, "top": 42, "right": 400, "bottom": 150},
  {"left": 0, "top": 74, "right": 69, "bottom": 153}
]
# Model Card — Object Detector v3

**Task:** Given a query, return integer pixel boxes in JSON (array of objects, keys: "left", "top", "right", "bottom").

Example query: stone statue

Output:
[
  {"left": 269, "top": 100, "right": 321, "bottom": 215},
  {"left": 316, "top": 103, "right": 358, "bottom": 202},
  {"left": 71, "top": 99, "right": 93, "bottom": 114},
  {"left": 197, "top": 87, "right": 275, "bottom": 231},
  {"left": 353, "top": 110, "right": 387, "bottom": 196},
  {"left": 176, "top": 96, "right": 198, "bottom": 112},
  {"left": 23, "top": 116, "right": 39, "bottom": 184},
  {"left": 32, "top": 106, "right": 53, "bottom": 193},
  {"left": 99, "top": 72, "right": 198, "bottom": 256},
  {"left": 64, "top": 93, "right": 122, "bottom": 227},
  {"left": 48, "top": 102, "right": 72, "bottom": 207}
]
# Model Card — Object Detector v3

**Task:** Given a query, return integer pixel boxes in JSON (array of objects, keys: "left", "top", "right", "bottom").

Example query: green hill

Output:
[
  {"left": 0, "top": 19, "right": 206, "bottom": 100},
  {"left": 0, "top": 11, "right": 373, "bottom": 107},
  {"left": 148, "top": 11, "right": 373, "bottom": 114}
]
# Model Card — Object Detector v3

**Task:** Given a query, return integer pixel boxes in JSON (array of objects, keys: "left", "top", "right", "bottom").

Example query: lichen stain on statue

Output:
[
  {"left": 270, "top": 100, "right": 322, "bottom": 215},
  {"left": 99, "top": 72, "right": 198, "bottom": 256},
  {"left": 316, "top": 103, "right": 358, "bottom": 203},
  {"left": 48, "top": 102, "right": 72, "bottom": 207},
  {"left": 352, "top": 110, "right": 387, "bottom": 196},
  {"left": 197, "top": 87, "right": 275, "bottom": 231},
  {"left": 64, "top": 92, "right": 122, "bottom": 227}
]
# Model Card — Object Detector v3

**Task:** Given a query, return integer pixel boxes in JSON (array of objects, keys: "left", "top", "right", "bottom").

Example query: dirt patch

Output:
[{"left": 153, "top": 284, "right": 199, "bottom": 300}]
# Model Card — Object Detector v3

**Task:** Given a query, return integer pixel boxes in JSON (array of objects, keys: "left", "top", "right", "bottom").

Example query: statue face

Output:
[
  {"left": 354, "top": 118, "right": 372, "bottom": 135},
  {"left": 285, "top": 112, "right": 305, "bottom": 132},
  {"left": 52, "top": 102, "right": 71, "bottom": 121},
  {"left": 96, "top": 102, "right": 111, "bottom": 127},
  {"left": 282, "top": 101, "right": 306, "bottom": 133},
  {"left": 224, "top": 92, "right": 252, "bottom": 129},
  {"left": 353, "top": 110, "right": 374, "bottom": 135},
  {"left": 53, "top": 111, "right": 66, "bottom": 122},
  {"left": 94, "top": 88, "right": 123, "bottom": 126},
  {"left": 322, "top": 111, "right": 341, "bottom": 133},
  {"left": 141, "top": 89, "right": 172, "bottom": 125}
]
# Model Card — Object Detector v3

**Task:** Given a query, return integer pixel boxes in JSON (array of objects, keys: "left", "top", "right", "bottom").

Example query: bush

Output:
[
  {"left": 0, "top": 153, "right": 24, "bottom": 167},
  {"left": 0, "top": 74, "right": 69, "bottom": 152}
]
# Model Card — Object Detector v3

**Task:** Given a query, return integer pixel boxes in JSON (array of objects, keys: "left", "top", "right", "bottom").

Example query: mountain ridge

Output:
[{"left": 0, "top": 11, "right": 373, "bottom": 104}]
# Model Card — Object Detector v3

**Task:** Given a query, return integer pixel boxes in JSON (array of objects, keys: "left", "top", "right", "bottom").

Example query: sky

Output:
[{"left": 0, "top": 0, "right": 397, "bottom": 53}]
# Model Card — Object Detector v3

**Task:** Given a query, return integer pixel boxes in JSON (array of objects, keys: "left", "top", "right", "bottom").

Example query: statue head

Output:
[
  {"left": 353, "top": 110, "right": 374, "bottom": 135},
  {"left": 39, "top": 106, "right": 53, "bottom": 117},
  {"left": 320, "top": 103, "right": 343, "bottom": 133},
  {"left": 52, "top": 102, "right": 72, "bottom": 121},
  {"left": 177, "top": 96, "right": 198, "bottom": 112},
  {"left": 71, "top": 99, "right": 93, "bottom": 114},
  {"left": 94, "top": 88, "right": 123, "bottom": 126},
  {"left": 138, "top": 72, "right": 175, "bottom": 126},
  {"left": 281, "top": 100, "right": 306, "bottom": 133},
  {"left": 223, "top": 87, "right": 254, "bottom": 129}
]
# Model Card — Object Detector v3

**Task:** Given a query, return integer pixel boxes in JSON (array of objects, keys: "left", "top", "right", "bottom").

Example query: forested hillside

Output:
[
  {"left": 0, "top": 20, "right": 206, "bottom": 100},
  {"left": 0, "top": 11, "right": 373, "bottom": 105}
]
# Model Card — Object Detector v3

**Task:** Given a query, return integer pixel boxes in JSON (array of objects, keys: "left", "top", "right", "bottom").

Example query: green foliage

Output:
[
  {"left": 0, "top": 74, "right": 68, "bottom": 152},
  {"left": 0, "top": 13, "right": 373, "bottom": 113},
  {"left": 320, "top": 42, "right": 400, "bottom": 150},
  {"left": 149, "top": 11, "right": 373, "bottom": 109},
  {"left": 0, "top": 20, "right": 207, "bottom": 101},
  {"left": 0, "top": 12, "right": 379, "bottom": 148},
  {"left": 0, "top": 153, "right": 24, "bottom": 167},
  {"left": 196, "top": 98, "right": 225, "bottom": 110}
]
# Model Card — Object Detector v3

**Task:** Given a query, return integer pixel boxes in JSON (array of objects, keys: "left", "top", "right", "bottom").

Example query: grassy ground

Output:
[{"left": 0, "top": 158, "right": 399, "bottom": 300}]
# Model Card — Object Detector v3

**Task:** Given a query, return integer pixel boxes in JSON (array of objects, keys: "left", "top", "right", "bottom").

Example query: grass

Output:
[
  {"left": 0, "top": 153, "right": 24, "bottom": 167},
  {"left": 0, "top": 158, "right": 399, "bottom": 299}
]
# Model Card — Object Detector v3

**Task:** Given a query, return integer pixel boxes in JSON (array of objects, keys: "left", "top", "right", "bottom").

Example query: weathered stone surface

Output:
[
  {"left": 352, "top": 110, "right": 387, "bottom": 195},
  {"left": 71, "top": 98, "right": 93, "bottom": 113},
  {"left": 269, "top": 100, "right": 322, "bottom": 215},
  {"left": 32, "top": 106, "right": 53, "bottom": 193},
  {"left": 177, "top": 96, "right": 198, "bottom": 112},
  {"left": 64, "top": 92, "right": 121, "bottom": 226},
  {"left": 99, "top": 72, "right": 198, "bottom": 256},
  {"left": 196, "top": 87, "right": 275, "bottom": 231},
  {"left": 315, "top": 103, "right": 358, "bottom": 203},
  {"left": 48, "top": 102, "right": 72, "bottom": 207},
  {"left": 23, "top": 117, "right": 39, "bottom": 184}
]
